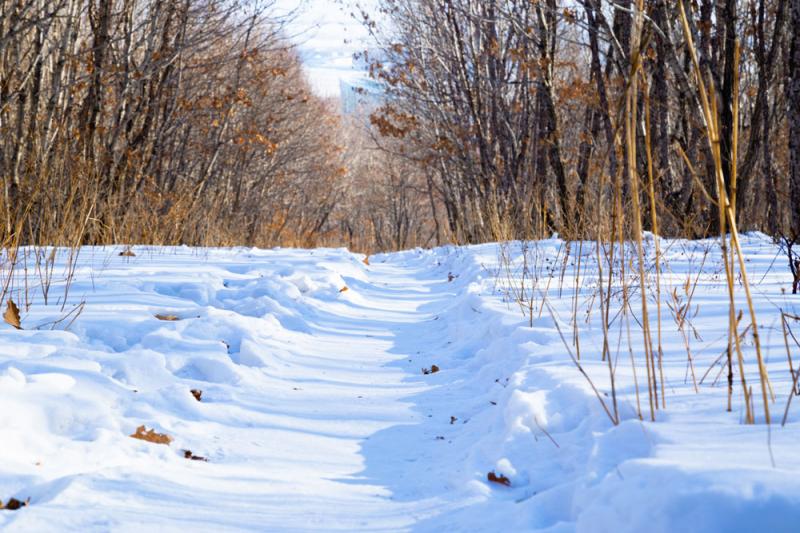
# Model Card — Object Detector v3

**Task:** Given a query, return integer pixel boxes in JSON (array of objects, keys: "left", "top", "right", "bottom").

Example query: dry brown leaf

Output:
[
  {"left": 130, "top": 425, "right": 172, "bottom": 445},
  {"left": 183, "top": 450, "right": 208, "bottom": 462},
  {"left": 487, "top": 472, "right": 511, "bottom": 487},
  {"left": 1, "top": 497, "right": 30, "bottom": 510},
  {"left": 339, "top": 286, "right": 349, "bottom": 293},
  {"left": 422, "top": 365, "right": 440, "bottom": 375},
  {"left": 155, "top": 314, "right": 180, "bottom": 321},
  {"left": 190, "top": 389, "right": 202, "bottom": 401},
  {"left": 3, "top": 299, "right": 21, "bottom": 330},
  {"left": 119, "top": 247, "right": 136, "bottom": 257},
  {"left": 363, "top": 256, "right": 370, "bottom": 266}
]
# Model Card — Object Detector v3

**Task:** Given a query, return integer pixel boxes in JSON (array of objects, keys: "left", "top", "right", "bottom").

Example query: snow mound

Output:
[{"left": 0, "top": 236, "right": 798, "bottom": 531}]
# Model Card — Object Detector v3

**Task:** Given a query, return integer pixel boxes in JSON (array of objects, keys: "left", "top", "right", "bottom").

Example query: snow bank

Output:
[{"left": 0, "top": 235, "right": 798, "bottom": 531}]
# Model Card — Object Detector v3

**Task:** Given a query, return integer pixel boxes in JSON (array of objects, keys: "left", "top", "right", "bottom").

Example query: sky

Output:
[{"left": 274, "top": 0, "right": 374, "bottom": 97}]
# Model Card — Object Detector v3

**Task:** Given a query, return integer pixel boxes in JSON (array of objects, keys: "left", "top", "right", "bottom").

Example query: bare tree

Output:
[{"left": 0, "top": 0, "right": 350, "bottom": 248}]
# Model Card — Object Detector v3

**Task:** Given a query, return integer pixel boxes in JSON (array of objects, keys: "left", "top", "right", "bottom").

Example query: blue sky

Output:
[{"left": 275, "top": 0, "right": 373, "bottom": 97}]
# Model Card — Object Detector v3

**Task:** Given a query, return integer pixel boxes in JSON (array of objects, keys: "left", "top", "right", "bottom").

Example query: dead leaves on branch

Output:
[
  {"left": 130, "top": 425, "right": 172, "bottom": 445},
  {"left": 3, "top": 299, "right": 21, "bottom": 329}
]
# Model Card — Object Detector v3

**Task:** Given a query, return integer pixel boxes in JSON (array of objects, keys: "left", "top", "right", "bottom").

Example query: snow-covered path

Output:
[
  {"left": 3, "top": 238, "right": 800, "bottom": 532},
  {"left": 0, "top": 248, "right": 485, "bottom": 531}
]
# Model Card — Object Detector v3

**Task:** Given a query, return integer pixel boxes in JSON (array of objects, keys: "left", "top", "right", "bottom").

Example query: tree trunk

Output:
[{"left": 789, "top": 0, "right": 800, "bottom": 239}]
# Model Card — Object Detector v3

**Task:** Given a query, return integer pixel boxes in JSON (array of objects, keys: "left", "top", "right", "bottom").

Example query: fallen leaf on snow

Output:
[
  {"left": 4, "top": 299, "right": 21, "bottom": 329},
  {"left": 1, "top": 497, "right": 29, "bottom": 510},
  {"left": 339, "top": 286, "right": 349, "bottom": 293},
  {"left": 487, "top": 472, "right": 511, "bottom": 487},
  {"left": 130, "top": 425, "right": 172, "bottom": 445},
  {"left": 190, "top": 389, "right": 202, "bottom": 401},
  {"left": 155, "top": 314, "right": 180, "bottom": 321},
  {"left": 422, "top": 364, "right": 440, "bottom": 375},
  {"left": 119, "top": 247, "right": 136, "bottom": 257},
  {"left": 183, "top": 450, "right": 208, "bottom": 462},
  {"left": 363, "top": 256, "right": 370, "bottom": 266}
]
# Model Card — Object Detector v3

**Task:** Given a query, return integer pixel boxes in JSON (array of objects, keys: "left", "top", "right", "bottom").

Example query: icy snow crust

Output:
[{"left": 1, "top": 236, "right": 799, "bottom": 531}]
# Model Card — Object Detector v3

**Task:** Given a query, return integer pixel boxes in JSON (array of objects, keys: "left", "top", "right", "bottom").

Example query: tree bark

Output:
[{"left": 789, "top": 0, "right": 800, "bottom": 238}]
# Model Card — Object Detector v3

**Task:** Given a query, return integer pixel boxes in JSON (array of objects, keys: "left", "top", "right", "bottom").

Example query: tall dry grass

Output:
[{"left": 495, "top": 0, "right": 794, "bottom": 427}]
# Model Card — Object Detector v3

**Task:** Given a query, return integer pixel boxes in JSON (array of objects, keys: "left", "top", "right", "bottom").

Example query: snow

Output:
[{"left": 0, "top": 234, "right": 799, "bottom": 531}]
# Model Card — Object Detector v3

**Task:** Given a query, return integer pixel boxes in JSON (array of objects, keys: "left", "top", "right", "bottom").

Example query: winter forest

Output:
[
  {"left": 1, "top": 0, "right": 800, "bottom": 531},
  {"left": 1, "top": 0, "right": 799, "bottom": 251}
]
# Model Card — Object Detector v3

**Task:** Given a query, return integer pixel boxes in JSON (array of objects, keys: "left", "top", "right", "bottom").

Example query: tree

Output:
[{"left": 787, "top": 0, "right": 800, "bottom": 292}]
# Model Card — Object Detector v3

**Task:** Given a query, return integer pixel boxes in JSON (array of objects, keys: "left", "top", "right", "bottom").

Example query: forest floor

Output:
[{"left": 1, "top": 235, "right": 799, "bottom": 531}]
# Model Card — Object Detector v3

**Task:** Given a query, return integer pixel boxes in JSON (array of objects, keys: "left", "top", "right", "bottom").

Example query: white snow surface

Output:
[{"left": 0, "top": 234, "right": 799, "bottom": 531}]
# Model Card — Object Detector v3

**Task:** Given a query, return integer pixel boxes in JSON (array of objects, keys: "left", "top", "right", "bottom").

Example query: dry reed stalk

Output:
[
  {"left": 642, "top": 76, "right": 666, "bottom": 408},
  {"left": 558, "top": 242, "right": 572, "bottom": 299},
  {"left": 731, "top": 41, "right": 740, "bottom": 220},
  {"left": 670, "top": 252, "right": 708, "bottom": 392},
  {"left": 626, "top": 1, "right": 658, "bottom": 420},
  {"left": 537, "top": 243, "right": 563, "bottom": 322},
  {"left": 781, "top": 313, "right": 800, "bottom": 425},
  {"left": 601, "top": 224, "right": 616, "bottom": 364},
  {"left": 713, "top": 62, "right": 751, "bottom": 419},
  {"left": 572, "top": 239, "right": 584, "bottom": 361},
  {"left": 624, "top": 286, "right": 644, "bottom": 420},
  {"left": 725, "top": 42, "right": 742, "bottom": 412},
  {"left": 781, "top": 313, "right": 800, "bottom": 387},
  {"left": 594, "top": 205, "right": 620, "bottom": 424},
  {"left": 679, "top": 0, "right": 770, "bottom": 423}
]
